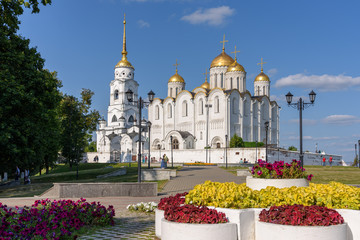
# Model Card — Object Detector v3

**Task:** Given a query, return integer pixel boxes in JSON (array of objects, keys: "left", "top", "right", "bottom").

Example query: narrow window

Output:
[
  {"left": 215, "top": 97, "right": 220, "bottom": 113},
  {"left": 199, "top": 99, "right": 204, "bottom": 115},
  {"left": 215, "top": 74, "right": 218, "bottom": 88},
  {"left": 170, "top": 88, "right": 173, "bottom": 97},
  {"left": 155, "top": 105, "right": 160, "bottom": 120},
  {"left": 263, "top": 86, "right": 265, "bottom": 95},
  {"left": 112, "top": 115, "right": 117, "bottom": 122},
  {"left": 168, "top": 104, "right": 172, "bottom": 118},
  {"left": 200, "top": 132, "right": 203, "bottom": 140},
  {"left": 128, "top": 115, "right": 134, "bottom": 124},
  {"left": 230, "top": 77, "right": 233, "bottom": 89},
  {"left": 237, "top": 77, "right": 240, "bottom": 89},
  {"left": 220, "top": 73, "right": 223, "bottom": 88},
  {"left": 175, "top": 88, "right": 178, "bottom": 96},
  {"left": 114, "top": 90, "right": 119, "bottom": 100},
  {"left": 182, "top": 101, "right": 188, "bottom": 117}
]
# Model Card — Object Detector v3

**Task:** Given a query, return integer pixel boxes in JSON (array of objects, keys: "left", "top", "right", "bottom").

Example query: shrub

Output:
[
  {"left": 158, "top": 192, "right": 188, "bottom": 210},
  {"left": 127, "top": 202, "right": 157, "bottom": 213},
  {"left": 250, "top": 159, "right": 313, "bottom": 180},
  {"left": 0, "top": 198, "right": 115, "bottom": 239},
  {"left": 243, "top": 142, "right": 264, "bottom": 148},
  {"left": 230, "top": 134, "right": 244, "bottom": 148},
  {"left": 259, "top": 205, "right": 344, "bottom": 226},
  {"left": 164, "top": 205, "right": 228, "bottom": 224}
]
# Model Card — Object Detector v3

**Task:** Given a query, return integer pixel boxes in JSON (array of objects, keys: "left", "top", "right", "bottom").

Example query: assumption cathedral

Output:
[{"left": 96, "top": 17, "right": 279, "bottom": 163}]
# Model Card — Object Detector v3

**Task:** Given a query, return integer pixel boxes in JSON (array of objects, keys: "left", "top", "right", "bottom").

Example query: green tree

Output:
[
  {"left": 60, "top": 89, "right": 100, "bottom": 169},
  {"left": 230, "top": 134, "right": 245, "bottom": 148},
  {"left": 85, "top": 141, "right": 97, "bottom": 152},
  {"left": 288, "top": 146, "right": 298, "bottom": 151},
  {"left": 0, "top": 0, "right": 62, "bottom": 174},
  {"left": 352, "top": 156, "right": 358, "bottom": 167}
]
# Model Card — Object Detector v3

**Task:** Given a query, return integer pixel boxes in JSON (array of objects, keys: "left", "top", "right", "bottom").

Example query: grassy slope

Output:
[{"left": 0, "top": 163, "right": 177, "bottom": 198}]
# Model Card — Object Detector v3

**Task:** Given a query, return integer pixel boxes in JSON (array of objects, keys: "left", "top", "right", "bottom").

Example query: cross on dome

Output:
[
  {"left": 220, "top": 34, "right": 228, "bottom": 52},
  {"left": 257, "top": 57, "right": 267, "bottom": 72},
  {"left": 173, "top": 59, "right": 180, "bottom": 74},
  {"left": 203, "top": 69, "right": 209, "bottom": 81},
  {"left": 231, "top": 45, "right": 240, "bottom": 60}
]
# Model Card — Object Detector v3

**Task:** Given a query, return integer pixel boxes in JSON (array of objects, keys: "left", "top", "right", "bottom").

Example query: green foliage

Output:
[
  {"left": 0, "top": 0, "right": 60, "bottom": 174},
  {"left": 243, "top": 142, "right": 264, "bottom": 148},
  {"left": 288, "top": 146, "right": 298, "bottom": 151},
  {"left": 59, "top": 90, "right": 100, "bottom": 168},
  {"left": 85, "top": 141, "right": 97, "bottom": 152},
  {"left": 229, "top": 134, "right": 245, "bottom": 148},
  {"left": 352, "top": 156, "right": 358, "bottom": 167}
]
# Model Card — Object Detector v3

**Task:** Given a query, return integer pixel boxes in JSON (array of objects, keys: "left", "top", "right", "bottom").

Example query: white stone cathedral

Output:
[
  {"left": 148, "top": 37, "right": 280, "bottom": 153},
  {"left": 96, "top": 17, "right": 149, "bottom": 162}
]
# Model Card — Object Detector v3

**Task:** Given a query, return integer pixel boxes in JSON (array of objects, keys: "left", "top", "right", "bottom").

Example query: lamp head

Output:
[
  {"left": 309, "top": 90, "right": 316, "bottom": 103},
  {"left": 285, "top": 92, "right": 293, "bottom": 104},
  {"left": 148, "top": 90, "right": 155, "bottom": 103}
]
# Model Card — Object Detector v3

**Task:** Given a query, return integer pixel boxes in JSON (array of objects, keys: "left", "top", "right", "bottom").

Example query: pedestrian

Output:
[
  {"left": 329, "top": 156, "right": 333, "bottom": 167},
  {"left": 24, "top": 169, "right": 31, "bottom": 184},
  {"left": 15, "top": 166, "right": 20, "bottom": 181},
  {"left": 163, "top": 154, "right": 169, "bottom": 168},
  {"left": 244, "top": 158, "right": 248, "bottom": 164},
  {"left": 240, "top": 158, "right": 243, "bottom": 164},
  {"left": 160, "top": 157, "right": 164, "bottom": 168},
  {"left": 322, "top": 157, "right": 326, "bottom": 166}
]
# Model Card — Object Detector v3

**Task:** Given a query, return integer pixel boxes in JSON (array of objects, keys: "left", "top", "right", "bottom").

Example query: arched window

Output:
[
  {"left": 182, "top": 101, "right": 188, "bottom": 117},
  {"left": 114, "top": 90, "right": 119, "bottom": 100},
  {"left": 200, "top": 132, "right": 203, "bottom": 140},
  {"left": 232, "top": 98, "right": 237, "bottom": 114},
  {"left": 257, "top": 86, "right": 260, "bottom": 96},
  {"left": 112, "top": 115, "right": 117, "bottom": 122},
  {"left": 237, "top": 77, "right": 240, "bottom": 89},
  {"left": 128, "top": 115, "right": 134, "bottom": 124},
  {"left": 199, "top": 99, "right": 204, "bottom": 115},
  {"left": 220, "top": 73, "right": 224, "bottom": 88},
  {"left": 215, "top": 74, "right": 218, "bottom": 87},
  {"left": 168, "top": 104, "right": 172, "bottom": 118},
  {"left": 155, "top": 105, "right": 160, "bottom": 120},
  {"left": 230, "top": 77, "right": 233, "bottom": 89},
  {"left": 216, "top": 142, "right": 221, "bottom": 148},
  {"left": 172, "top": 138, "right": 179, "bottom": 149},
  {"left": 263, "top": 86, "right": 265, "bottom": 95},
  {"left": 214, "top": 97, "right": 220, "bottom": 113},
  {"left": 170, "top": 88, "right": 173, "bottom": 97},
  {"left": 175, "top": 88, "right": 178, "bottom": 96}
]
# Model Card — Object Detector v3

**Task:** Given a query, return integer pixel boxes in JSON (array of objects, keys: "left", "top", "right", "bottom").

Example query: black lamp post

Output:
[
  {"left": 170, "top": 135, "right": 174, "bottom": 168},
  {"left": 225, "top": 134, "right": 228, "bottom": 169},
  {"left": 148, "top": 121, "right": 152, "bottom": 169},
  {"left": 286, "top": 90, "right": 316, "bottom": 168},
  {"left": 255, "top": 140, "right": 258, "bottom": 162},
  {"left": 358, "top": 140, "right": 360, "bottom": 168},
  {"left": 264, "top": 121, "right": 269, "bottom": 163},
  {"left": 126, "top": 89, "right": 155, "bottom": 183}
]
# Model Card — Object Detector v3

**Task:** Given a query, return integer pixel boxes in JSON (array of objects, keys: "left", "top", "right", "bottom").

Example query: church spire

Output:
[{"left": 115, "top": 14, "right": 134, "bottom": 69}]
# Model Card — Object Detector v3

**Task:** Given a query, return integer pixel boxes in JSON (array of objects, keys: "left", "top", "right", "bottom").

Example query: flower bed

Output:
[
  {"left": 0, "top": 198, "right": 115, "bottom": 239},
  {"left": 185, "top": 181, "right": 360, "bottom": 210},
  {"left": 250, "top": 159, "right": 313, "bottom": 180},
  {"left": 259, "top": 205, "right": 344, "bottom": 226},
  {"left": 127, "top": 201, "right": 157, "bottom": 213}
]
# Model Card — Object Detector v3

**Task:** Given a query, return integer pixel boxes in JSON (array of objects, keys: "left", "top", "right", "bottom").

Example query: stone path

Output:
[{"left": 0, "top": 166, "right": 245, "bottom": 239}]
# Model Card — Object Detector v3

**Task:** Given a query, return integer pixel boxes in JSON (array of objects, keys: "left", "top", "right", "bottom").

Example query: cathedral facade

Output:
[{"left": 148, "top": 39, "right": 279, "bottom": 153}]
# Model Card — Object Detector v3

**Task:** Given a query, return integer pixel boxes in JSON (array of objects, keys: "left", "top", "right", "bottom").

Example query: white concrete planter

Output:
[
  {"left": 155, "top": 209, "right": 164, "bottom": 238},
  {"left": 161, "top": 218, "right": 237, "bottom": 240},
  {"left": 255, "top": 221, "right": 347, "bottom": 240},
  {"left": 141, "top": 169, "right": 176, "bottom": 181},
  {"left": 246, "top": 176, "right": 309, "bottom": 190},
  {"left": 336, "top": 209, "right": 360, "bottom": 240}
]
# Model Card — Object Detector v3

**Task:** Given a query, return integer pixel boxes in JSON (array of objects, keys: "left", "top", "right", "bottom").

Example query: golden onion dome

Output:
[
  {"left": 115, "top": 57, "right": 134, "bottom": 69},
  {"left": 227, "top": 58, "right": 245, "bottom": 72},
  {"left": 210, "top": 51, "right": 234, "bottom": 68},
  {"left": 168, "top": 72, "right": 185, "bottom": 83},
  {"left": 200, "top": 80, "right": 210, "bottom": 89},
  {"left": 255, "top": 71, "right": 270, "bottom": 82}
]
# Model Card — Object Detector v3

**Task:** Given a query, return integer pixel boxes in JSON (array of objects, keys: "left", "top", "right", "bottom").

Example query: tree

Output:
[
  {"left": 85, "top": 141, "right": 97, "bottom": 152},
  {"left": 230, "top": 134, "right": 245, "bottom": 148},
  {"left": 352, "top": 156, "right": 358, "bottom": 167},
  {"left": 0, "top": 0, "right": 62, "bottom": 174},
  {"left": 59, "top": 89, "right": 100, "bottom": 169},
  {"left": 288, "top": 146, "right": 298, "bottom": 151}
]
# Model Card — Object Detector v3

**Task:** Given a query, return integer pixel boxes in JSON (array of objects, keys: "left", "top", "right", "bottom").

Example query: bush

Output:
[
  {"left": 250, "top": 159, "right": 313, "bottom": 180},
  {"left": 243, "top": 142, "right": 264, "bottom": 148},
  {"left": 230, "top": 134, "right": 244, "bottom": 148},
  {"left": 259, "top": 205, "right": 344, "bottom": 226},
  {"left": 288, "top": 146, "right": 298, "bottom": 151},
  {"left": 164, "top": 205, "right": 228, "bottom": 224}
]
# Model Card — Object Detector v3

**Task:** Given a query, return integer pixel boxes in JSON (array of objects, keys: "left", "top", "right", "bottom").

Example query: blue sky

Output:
[{"left": 18, "top": 0, "right": 360, "bottom": 164}]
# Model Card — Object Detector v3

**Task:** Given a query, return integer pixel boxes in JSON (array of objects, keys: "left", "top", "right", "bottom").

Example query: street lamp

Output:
[
  {"left": 358, "top": 140, "right": 360, "bottom": 168},
  {"left": 147, "top": 121, "right": 152, "bottom": 169},
  {"left": 286, "top": 90, "right": 316, "bottom": 168},
  {"left": 255, "top": 140, "right": 258, "bottom": 162},
  {"left": 126, "top": 89, "right": 155, "bottom": 183},
  {"left": 205, "top": 103, "right": 212, "bottom": 163},
  {"left": 225, "top": 134, "right": 228, "bottom": 169},
  {"left": 264, "top": 121, "right": 269, "bottom": 163},
  {"left": 170, "top": 135, "right": 174, "bottom": 168}
]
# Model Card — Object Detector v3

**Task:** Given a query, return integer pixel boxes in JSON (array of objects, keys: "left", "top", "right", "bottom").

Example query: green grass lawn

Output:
[
  {"left": 0, "top": 163, "right": 180, "bottom": 198},
  {"left": 305, "top": 165, "right": 360, "bottom": 184},
  {"left": 220, "top": 166, "right": 250, "bottom": 175}
]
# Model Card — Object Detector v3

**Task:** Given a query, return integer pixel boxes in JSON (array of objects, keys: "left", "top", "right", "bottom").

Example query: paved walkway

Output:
[{"left": 0, "top": 166, "right": 245, "bottom": 239}]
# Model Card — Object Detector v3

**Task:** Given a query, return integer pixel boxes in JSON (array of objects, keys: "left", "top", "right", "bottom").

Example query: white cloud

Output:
[
  {"left": 314, "top": 136, "right": 339, "bottom": 140},
  {"left": 288, "top": 118, "right": 317, "bottom": 125},
  {"left": 181, "top": 6, "right": 235, "bottom": 26},
  {"left": 322, "top": 115, "right": 360, "bottom": 125},
  {"left": 288, "top": 136, "right": 313, "bottom": 140},
  {"left": 138, "top": 19, "right": 150, "bottom": 28},
  {"left": 267, "top": 68, "right": 278, "bottom": 77},
  {"left": 275, "top": 74, "right": 360, "bottom": 92}
]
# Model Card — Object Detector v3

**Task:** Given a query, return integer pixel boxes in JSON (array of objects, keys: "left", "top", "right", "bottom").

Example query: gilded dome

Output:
[
  {"left": 200, "top": 80, "right": 210, "bottom": 89},
  {"left": 115, "top": 57, "right": 134, "bottom": 69},
  {"left": 255, "top": 72, "right": 270, "bottom": 82},
  {"left": 210, "top": 51, "right": 234, "bottom": 68},
  {"left": 168, "top": 72, "right": 185, "bottom": 83},
  {"left": 227, "top": 59, "right": 245, "bottom": 72}
]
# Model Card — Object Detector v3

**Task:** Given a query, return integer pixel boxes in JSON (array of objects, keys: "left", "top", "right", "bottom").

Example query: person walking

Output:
[
  {"left": 329, "top": 156, "right": 333, "bottom": 167},
  {"left": 322, "top": 157, "right": 326, "bottom": 166},
  {"left": 15, "top": 166, "right": 20, "bottom": 181},
  {"left": 163, "top": 154, "right": 169, "bottom": 168}
]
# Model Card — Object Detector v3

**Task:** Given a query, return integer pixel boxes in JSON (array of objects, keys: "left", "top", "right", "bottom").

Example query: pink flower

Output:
[{"left": 257, "top": 170, "right": 263, "bottom": 176}]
